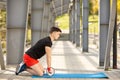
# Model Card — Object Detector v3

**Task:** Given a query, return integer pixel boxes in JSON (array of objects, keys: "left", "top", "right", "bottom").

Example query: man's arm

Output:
[{"left": 45, "top": 46, "right": 52, "bottom": 68}]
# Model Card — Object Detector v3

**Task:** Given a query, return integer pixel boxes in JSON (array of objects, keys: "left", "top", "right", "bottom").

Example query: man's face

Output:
[{"left": 53, "top": 31, "right": 61, "bottom": 40}]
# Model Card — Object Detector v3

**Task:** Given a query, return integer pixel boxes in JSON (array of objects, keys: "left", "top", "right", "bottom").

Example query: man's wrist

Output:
[{"left": 47, "top": 67, "right": 51, "bottom": 72}]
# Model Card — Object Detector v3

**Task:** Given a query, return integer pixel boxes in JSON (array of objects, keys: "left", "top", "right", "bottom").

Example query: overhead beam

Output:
[
  {"left": 56, "top": 9, "right": 68, "bottom": 15},
  {"left": 54, "top": 4, "right": 69, "bottom": 11}
]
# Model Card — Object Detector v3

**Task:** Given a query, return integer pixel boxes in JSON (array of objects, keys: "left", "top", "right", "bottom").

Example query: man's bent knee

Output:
[{"left": 38, "top": 72, "right": 43, "bottom": 76}]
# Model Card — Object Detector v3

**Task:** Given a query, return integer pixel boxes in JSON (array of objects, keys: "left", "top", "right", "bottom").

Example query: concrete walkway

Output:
[{"left": 0, "top": 41, "right": 120, "bottom": 80}]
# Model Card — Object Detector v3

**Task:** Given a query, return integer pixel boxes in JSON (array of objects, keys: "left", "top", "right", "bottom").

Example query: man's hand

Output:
[
  {"left": 47, "top": 67, "right": 55, "bottom": 76},
  {"left": 47, "top": 67, "right": 52, "bottom": 73}
]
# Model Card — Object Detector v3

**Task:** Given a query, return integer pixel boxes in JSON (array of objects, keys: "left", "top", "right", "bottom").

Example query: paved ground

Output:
[{"left": 0, "top": 33, "right": 120, "bottom": 80}]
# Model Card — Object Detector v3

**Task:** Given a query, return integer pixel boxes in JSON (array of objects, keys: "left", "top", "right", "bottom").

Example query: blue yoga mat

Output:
[{"left": 32, "top": 72, "right": 108, "bottom": 78}]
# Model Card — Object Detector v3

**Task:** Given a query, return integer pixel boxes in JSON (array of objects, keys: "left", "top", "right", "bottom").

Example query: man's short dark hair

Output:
[{"left": 49, "top": 27, "right": 62, "bottom": 33}]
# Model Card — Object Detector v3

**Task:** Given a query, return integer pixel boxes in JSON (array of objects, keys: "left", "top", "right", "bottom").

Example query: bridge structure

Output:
[{"left": 0, "top": 0, "right": 119, "bottom": 79}]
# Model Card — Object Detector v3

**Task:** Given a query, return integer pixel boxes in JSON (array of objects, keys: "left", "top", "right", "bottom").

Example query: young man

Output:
[{"left": 15, "top": 27, "right": 62, "bottom": 76}]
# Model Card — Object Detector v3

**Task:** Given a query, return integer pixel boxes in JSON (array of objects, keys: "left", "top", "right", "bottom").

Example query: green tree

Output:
[
  {"left": 117, "top": 0, "right": 120, "bottom": 15},
  {"left": 89, "top": 0, "right": 98, "bottom": 15}
]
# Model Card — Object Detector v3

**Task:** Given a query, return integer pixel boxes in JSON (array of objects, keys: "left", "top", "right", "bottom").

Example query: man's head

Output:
[{"left": 49, "top": 27, "right": 62, "bottom": 40}]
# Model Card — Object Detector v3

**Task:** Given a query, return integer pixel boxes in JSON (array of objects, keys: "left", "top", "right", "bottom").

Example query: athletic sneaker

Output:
[{"left": 15, "top": 61, "right": 27, "bottom": 75}]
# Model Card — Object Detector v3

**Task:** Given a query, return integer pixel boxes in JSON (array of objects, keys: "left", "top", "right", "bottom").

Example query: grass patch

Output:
[
  {"left": 56, "top": 14, "right": 69, "bottom": 30},
  {"left": 56, "top": 14, "right": 120, "bottom": 34},
  {"left": 89, "top": 15, "right": 99, "bottom": 34},
  {"left": 56, "top": 14, "right": 99, "bottom": 34}
]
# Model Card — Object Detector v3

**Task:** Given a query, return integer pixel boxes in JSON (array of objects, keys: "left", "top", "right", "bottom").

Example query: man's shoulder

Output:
[
  {"left": 38, "top": 36, "right": 51, "bottom": 44},
  {"left": 42, "top": 36, "right": 50, "bottom": 41}
]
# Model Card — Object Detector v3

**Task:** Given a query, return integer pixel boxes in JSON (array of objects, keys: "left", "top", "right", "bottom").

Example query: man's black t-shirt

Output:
[{"left": 25, "top": 36, "right": 52, "bottom": 59}]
